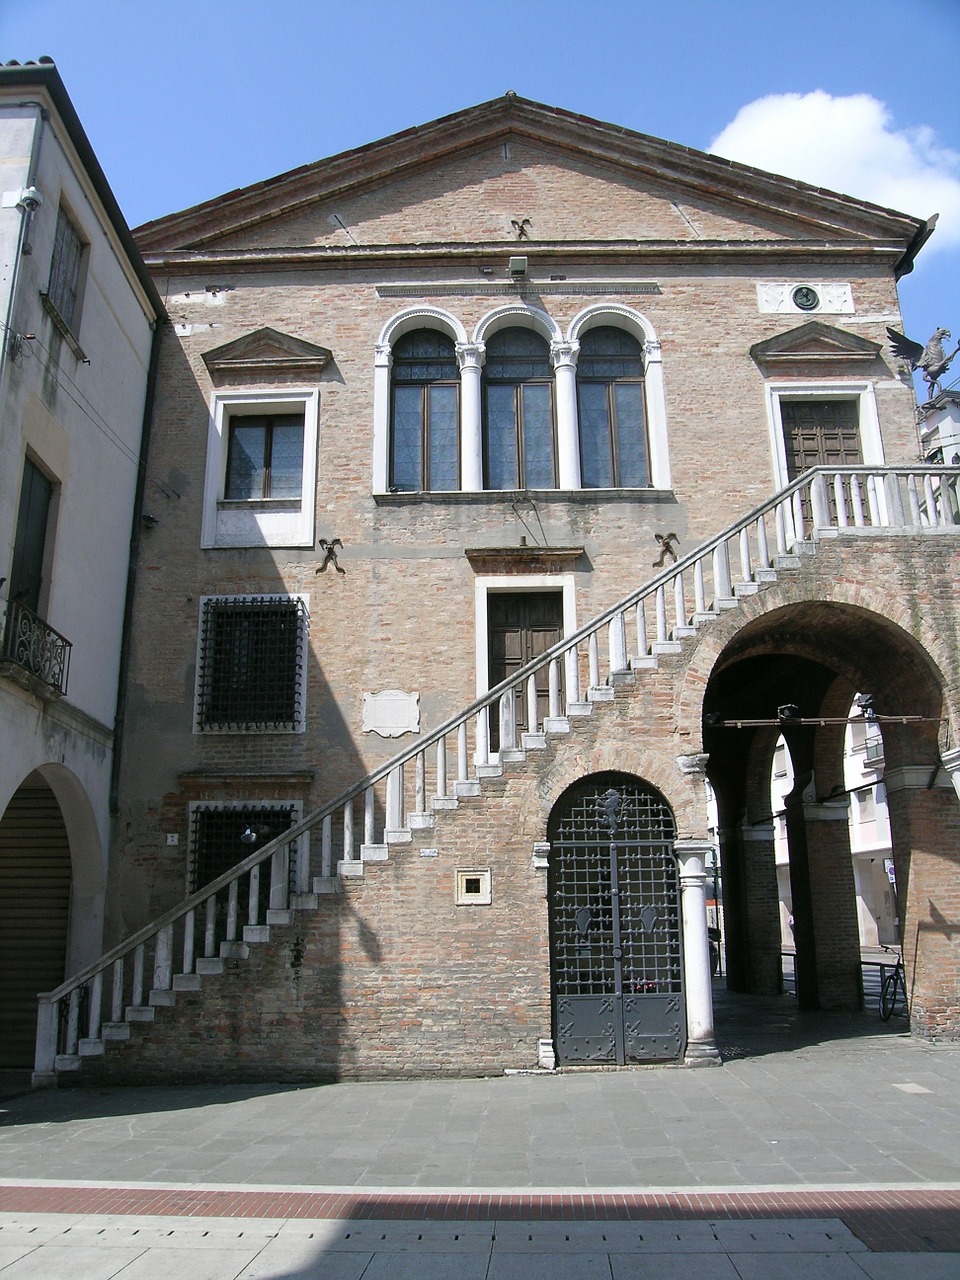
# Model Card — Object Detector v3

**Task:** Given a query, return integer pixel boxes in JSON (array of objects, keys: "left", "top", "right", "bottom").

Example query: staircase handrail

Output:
[{"left": 39, "top": 462, "right": 960, "bottom": 1005}]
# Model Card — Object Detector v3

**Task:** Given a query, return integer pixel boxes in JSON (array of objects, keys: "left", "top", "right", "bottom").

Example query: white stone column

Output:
[
  {"left": 676, "top": 838, "right": 720, "bottom": 1065},
  {"left": 644, "top": 338, "right": 671, "bottom": 489},
  {"left": 372, "top": 343, "right": 392, "bottom": 493},
  {"left": 457, "top": 342, "right": 485, "bottom": 491},
  {"left": 551, "top": 340, "right": 581, "bottom": 490}
]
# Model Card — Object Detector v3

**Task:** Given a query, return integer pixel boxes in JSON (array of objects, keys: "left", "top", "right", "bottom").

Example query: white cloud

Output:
[{"left": 709, "top": 91, "right": 960, "bottom": 250}]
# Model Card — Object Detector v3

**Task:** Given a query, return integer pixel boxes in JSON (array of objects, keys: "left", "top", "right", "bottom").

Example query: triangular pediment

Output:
[
  {"left": 751, "top": 321, "right": 884, "bottom": 374},
  {"left": 135, "top": 95, "right": 927, "bottom": 263},
  {"left": 201, "top": 327, "right": 331, "bottom": 384}
]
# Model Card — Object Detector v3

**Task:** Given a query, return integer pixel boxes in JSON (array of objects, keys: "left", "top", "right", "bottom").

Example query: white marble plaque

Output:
[{"left": 362, "top": 689, "right": 420, "bottom": 737}]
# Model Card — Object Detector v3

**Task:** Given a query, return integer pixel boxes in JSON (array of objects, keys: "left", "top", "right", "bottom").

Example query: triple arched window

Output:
[{"left": 378, "top": 308, "right": 666, "bottom": 494}]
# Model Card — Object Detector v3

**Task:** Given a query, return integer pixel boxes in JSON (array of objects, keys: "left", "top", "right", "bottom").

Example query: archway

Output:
[
  {"left": 702, "top": 600, "right": 953, "bottom": 1035},
  {"left": 0, "top": 774, "right": 72, "bottom": 1067},
  {"left": 547, "top": 771, "right": 685, "bottom": 1065}
]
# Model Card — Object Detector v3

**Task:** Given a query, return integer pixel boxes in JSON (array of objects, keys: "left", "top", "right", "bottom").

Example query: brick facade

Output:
[{"left": 85, "top": 97, "right": 960, "bottom": 1083}]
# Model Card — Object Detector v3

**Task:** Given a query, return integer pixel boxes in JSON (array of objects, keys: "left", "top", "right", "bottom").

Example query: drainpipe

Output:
[{"left": 109, "top": 316, "right": 163, "bottom": 814}]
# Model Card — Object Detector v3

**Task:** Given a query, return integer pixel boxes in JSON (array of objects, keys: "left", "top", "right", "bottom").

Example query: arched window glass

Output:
[
  {"left": 483, "top": 327, "right": 556, "bottom": 490},
  {"left": 390, "top": 329, "right": 459, "bottom": 491},
  {"left": 577, "top": 327, "right": 648, "bottom": 488}
]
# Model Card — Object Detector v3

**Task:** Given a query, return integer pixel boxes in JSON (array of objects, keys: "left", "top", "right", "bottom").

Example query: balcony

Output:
[{"left": 1, "top": 599, "right": 71, "bottom": 697}]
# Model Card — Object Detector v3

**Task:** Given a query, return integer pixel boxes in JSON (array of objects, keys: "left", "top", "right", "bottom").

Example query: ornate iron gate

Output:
[{"left": 548, "top": 774, "right": 685, "bottom": 1064}]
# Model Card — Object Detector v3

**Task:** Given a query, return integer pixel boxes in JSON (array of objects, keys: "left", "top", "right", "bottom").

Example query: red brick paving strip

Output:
[{"left": 0, "top": 1185, "right": 957, "bottom": 1252}]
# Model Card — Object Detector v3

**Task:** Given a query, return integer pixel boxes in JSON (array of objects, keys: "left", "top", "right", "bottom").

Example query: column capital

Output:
[
  {"left": 885, "top": 763, "right": 955, "bottom": 792},
  {"left": 676, "top": 753, "right": 709, "bottom": 778},
  {"left": 550, "top": 340, "right": 580, "bottom": 370},
  {"left": 374, "top": 343, "right": 393, "bottom": 368},
  {"left": 674, "top": 839, "right": 714, "bottom": 879},
  {"left": 456, "top": 342, "right": 485, "bottom": 370},
  {"left": 738, "top": 821, "right": 776, "bottom": 842}
]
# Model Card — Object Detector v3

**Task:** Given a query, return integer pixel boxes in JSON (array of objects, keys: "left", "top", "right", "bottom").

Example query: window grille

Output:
[
  {"left": 47, "top": 206, "right": 84, "bottom": 329},
  {"left": 196, "top": 596, "right": 307, "bottom": 730},
  {"left": 189, "top": 803, "right": 298, "bottom": 893}
]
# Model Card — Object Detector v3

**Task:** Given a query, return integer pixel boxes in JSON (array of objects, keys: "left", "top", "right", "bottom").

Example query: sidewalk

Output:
[{"left": 0, "top": 991, "right": 957, "bottom": 1277}]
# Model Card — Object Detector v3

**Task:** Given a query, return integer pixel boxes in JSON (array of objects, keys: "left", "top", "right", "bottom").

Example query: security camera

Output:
[{"left": 18, "top": 186, "right": 43, "bottom": 212}]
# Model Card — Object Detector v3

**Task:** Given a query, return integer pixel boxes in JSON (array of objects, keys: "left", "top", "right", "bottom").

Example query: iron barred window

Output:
[
  {"left": 196, "top": 596, "right": 307, "bottom": 730},
  {"left": 189, "top": 803, "right": 298, "bottom": 893},
  {"left": 47, "top": 206, "right": 85, "bottom": 330}
]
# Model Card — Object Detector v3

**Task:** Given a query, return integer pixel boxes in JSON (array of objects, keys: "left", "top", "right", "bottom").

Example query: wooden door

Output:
[
  {"left": 488, "top": 592, "right": 562, "bottom": 744},
  {"left": 781, "top": 399, "right": 861, "bottom": 478}
]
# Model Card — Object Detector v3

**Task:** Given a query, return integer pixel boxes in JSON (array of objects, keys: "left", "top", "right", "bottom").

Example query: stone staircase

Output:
[{"left": 31, "top": 464, "right": 960, "bottom": 1084}]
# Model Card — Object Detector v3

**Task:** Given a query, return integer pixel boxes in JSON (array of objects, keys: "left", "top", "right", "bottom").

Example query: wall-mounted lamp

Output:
[{"left": 777, "top": 704, "right": 800, "bottom": 722}]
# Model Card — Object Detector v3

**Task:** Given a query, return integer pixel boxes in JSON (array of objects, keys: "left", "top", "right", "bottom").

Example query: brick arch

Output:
[
  {"left": 510, "top": 736, "right": 707, "bottom": 846},
  {"left": 678, "top": 578, "right": 952, "bottom": 757}
]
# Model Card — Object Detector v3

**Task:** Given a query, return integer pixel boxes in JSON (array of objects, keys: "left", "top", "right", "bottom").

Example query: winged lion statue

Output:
[{"left": 886, "top": 325, "right": 960, "bottom": 399}]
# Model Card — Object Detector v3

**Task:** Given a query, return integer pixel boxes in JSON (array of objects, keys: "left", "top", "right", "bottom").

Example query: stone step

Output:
[
  {"left": 243, "top": 924, "right": 271, "bottom": 944},
  {"left": 125, "top": 1005, "right": 155, "bottom": 1023},
  {"left": 196, "top": 957, "right": 225, "bottom": 976},
  {"left": 588, "top": 685, "right": 615, "bottom": 702},
  {"left": 566, "top": 701, "right": 593, "bottom": 718},
  {"left": 78, "top": 1037, "right": 105, "bottom": 1057},
  {"left": 101, "top": 1022, "right": 131, "bottom": 1041},
  {"left": 54, "top": 1054, "right": 80, "bottom": 1071},
  {"left": 173, "top": 973, "right": 202, "bottom": 992},
  {"left": 219, "top": 941, "right": 250, "bottom": 960},
  {"left": 148, "top": 988, "right": 176, "bottom": 1007}
]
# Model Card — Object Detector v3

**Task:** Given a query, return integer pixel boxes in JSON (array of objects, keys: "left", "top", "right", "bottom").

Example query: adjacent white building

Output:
[{"left": 0, "top": 59, "right": 164, "bottom": 1068}]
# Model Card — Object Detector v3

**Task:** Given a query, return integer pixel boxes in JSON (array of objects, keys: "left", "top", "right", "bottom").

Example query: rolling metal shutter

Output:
[{"left": 0, "top": 786, "right": 72, "bottom": 1068}]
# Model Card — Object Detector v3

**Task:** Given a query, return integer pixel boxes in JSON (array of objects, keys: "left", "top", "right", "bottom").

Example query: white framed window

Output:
[
  {"left": 194, "top": 594, "right": 309, "bottom": 733},
  {"left": 201, "top": 389, "right": 318, "bottom": 548}
]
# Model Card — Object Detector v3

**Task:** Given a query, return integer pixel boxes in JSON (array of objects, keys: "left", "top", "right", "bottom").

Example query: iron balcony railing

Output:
[
  {"left": 2, "top": 598, "right": 71, "bottom": 695},
  {"left": 32, "top": 464, "right": 960, "bottom": 1079}
]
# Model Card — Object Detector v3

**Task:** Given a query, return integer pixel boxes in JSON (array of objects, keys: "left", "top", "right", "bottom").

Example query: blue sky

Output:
[{"left": 4, "top": 0, "right": 959, "bottom": 377}]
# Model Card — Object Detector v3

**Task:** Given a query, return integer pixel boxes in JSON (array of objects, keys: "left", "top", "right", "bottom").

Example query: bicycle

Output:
[{"left": 878, "top": 949, "right": 908, "bottom": 1021}]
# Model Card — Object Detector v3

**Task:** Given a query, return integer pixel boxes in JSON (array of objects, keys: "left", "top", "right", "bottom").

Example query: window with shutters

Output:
[{"left": 44, "top": 205, "right": 86, "bottom": 333}]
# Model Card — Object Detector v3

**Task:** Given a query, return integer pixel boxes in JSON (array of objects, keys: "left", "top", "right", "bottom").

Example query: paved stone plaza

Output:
[{"left": 0, "top": 996, "right": 958, "bottom": 1277}]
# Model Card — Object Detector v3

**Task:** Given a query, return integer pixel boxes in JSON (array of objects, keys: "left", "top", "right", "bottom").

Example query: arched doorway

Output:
[
  {"left": 547, "top": 771, "right": 685, "bottom": 1065},
  {"left": 0, "top": 776, "right": 72, "bottom": 1067},
  {"left": 702, "top": 600, "right": 954, "bottom": 1035}
]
